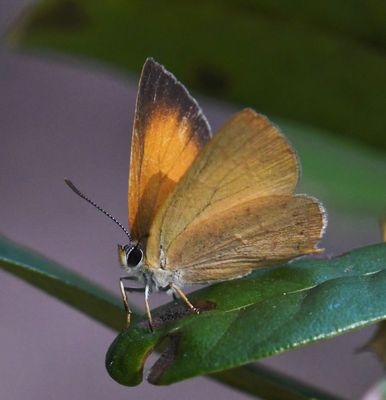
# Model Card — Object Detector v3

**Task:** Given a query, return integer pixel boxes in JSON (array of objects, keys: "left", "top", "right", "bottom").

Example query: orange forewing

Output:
[{"left": 129, "top": 58, "right": 211, "bottom": 241}]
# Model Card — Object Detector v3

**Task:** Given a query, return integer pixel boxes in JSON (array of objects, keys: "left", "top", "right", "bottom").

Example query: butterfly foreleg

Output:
[
  {"left": 171, "top": 283, "right": 200, "bottom": 314},
  {"left": 119, "top": 277, "right": 146, "bottom": 328},
  {"left": 144, "top": 284, "right": 154, "bottom": 331}
]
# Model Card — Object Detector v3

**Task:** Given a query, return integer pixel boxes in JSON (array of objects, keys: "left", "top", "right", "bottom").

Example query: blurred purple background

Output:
[{"left": 0, "top": 2, "right": 384, "bottom": 399}]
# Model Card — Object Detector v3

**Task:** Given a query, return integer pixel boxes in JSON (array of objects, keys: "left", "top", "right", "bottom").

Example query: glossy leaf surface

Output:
[
  {"left": 0, "top": 237, "right": 385, "bottom": 400},
  {"left": 0, "top": 234, "right": 349, "bottom": 398},
  {"left": 106, "top": 243, "right": 386, "bottom": 385}
]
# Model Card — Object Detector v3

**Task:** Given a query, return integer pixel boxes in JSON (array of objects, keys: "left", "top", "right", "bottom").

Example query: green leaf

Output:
[
  {"left": 0, "top": 234, "right": 127, "bottom": 331},
  {"left": 8, "top": 1, "right": 386, "bottom": 215},
  {"left": 1, "top": 235, "right": 381, "bottom": 398},
  {"left": 9, "top": 0, "right": 386, "bottom": 151},
  {"left": 105, "top": 243, "right": 386, "bottom": 386},
  {"left": 273, "top": 119, "right": 386, "bottom": 214},
  {"left": 0, "top": 234, "right": 344, "bottom": 399}
]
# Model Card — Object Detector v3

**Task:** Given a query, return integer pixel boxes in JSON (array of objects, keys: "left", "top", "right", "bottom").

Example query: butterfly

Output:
[{"left": 66, "top": 58, "right": 327, "bottom": 330}]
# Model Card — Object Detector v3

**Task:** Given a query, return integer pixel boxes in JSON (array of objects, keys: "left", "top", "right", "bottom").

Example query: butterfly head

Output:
[{"left": 118, "top": 244, "right": 143, "bottom": 270}]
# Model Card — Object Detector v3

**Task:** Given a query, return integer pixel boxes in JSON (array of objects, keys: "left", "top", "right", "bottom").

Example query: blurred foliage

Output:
[
  {"left": 8, "top": 0, "right": 386, "bottom": 216},
  {"left": 10, "top": 0, "right": 386, "bottom": 151},
  {"left": 364, "top": 321, "right": 386, "bottom": 368},
  {"left": 211, "top": 364, "right": 342, "bottom": 400},
  {"left": 0, "top": 234, "right": 126, "bottom": 331}
]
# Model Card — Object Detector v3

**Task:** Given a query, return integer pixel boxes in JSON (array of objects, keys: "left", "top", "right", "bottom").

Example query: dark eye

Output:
[{"left": 126, "top": 246, "right": 143, "bottom": 267}]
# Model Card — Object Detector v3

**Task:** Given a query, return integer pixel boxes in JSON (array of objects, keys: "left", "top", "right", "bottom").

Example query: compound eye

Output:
[{"left": 126, "top": 246, "right": 143, "bottom": 267}]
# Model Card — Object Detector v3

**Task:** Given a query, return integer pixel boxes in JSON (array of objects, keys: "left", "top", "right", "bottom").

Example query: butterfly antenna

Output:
[{"left": 64, "top": 179, "right": 132, "bottom": 242}]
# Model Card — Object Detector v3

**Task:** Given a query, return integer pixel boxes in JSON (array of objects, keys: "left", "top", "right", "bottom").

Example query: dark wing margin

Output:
[{"left": 129, "top": 58, "right": 211, "bottom": 241}]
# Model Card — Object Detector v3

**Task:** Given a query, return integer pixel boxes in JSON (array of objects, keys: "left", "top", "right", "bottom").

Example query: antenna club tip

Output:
[{"left": 64, "top": 179, "right": 82, "bottom": 196}]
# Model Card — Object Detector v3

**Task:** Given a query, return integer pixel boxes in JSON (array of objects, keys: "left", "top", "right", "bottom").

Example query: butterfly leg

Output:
[
  {"left": 171, "top": 284, "right": 200, "bottom": 314},
  {"left": 119, "top": 277, "right": 145, "bottom": 328},
  {"left": 144, "top": 284, "right": 154, "bottom": 331}
]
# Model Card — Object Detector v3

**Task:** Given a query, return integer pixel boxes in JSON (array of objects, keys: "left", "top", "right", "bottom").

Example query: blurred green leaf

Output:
[
  {"left": 8, "top": 0, "right": 386, "bottom": 215},
  {"left": 10, "top": 0, "right": 386, "bottom": 150},
  {"left": 106, "top": 243, "right": 386, "bottom": 386},
  {"left": 280, "top": 119, "right": 386, "bottom": 215},
  {"left": 0, "top": 234, "right": 344, "bottom": 399},
  {"left": 363, "top": 321, "right": 386, "bottom": 368},
  {"left": 211, "top": 364, "right": 343, "bottom": 400},
  {"left": 0, "top": 234, "right": 126, "bottom": 331}
]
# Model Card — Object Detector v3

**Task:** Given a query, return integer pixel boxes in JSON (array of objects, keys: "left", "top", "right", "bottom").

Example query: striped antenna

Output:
[{"left": 65, "top": 179, "right": 132, "bottom": 241}]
